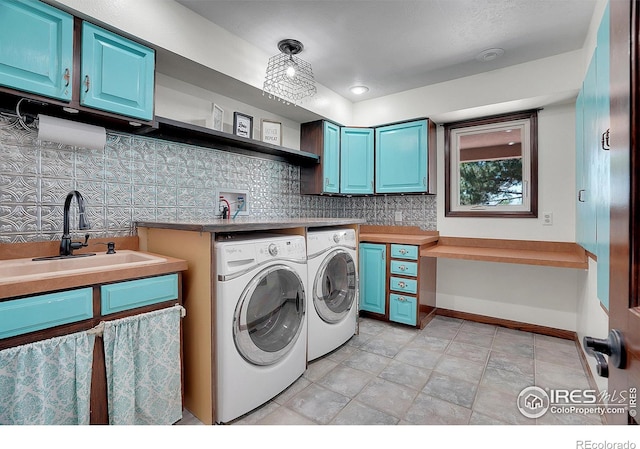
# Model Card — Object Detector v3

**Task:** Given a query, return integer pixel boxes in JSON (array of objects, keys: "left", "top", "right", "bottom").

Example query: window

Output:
[{"left": 445, "top": 110, "right": 538, "bottom": 217}]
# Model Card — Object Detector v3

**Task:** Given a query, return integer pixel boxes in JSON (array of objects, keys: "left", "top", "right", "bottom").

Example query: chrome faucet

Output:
[{"left": 59, "top": 190, "right": 91, "bottom": 257}]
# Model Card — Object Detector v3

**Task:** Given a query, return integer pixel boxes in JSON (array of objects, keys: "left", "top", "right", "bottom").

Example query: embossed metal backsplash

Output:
[{"left": 0, "top": 115, "right": 436, "bottom": 243}]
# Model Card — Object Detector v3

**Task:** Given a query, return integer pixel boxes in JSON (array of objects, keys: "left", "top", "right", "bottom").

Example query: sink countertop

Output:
[
  {"left": 135, "top": 218, "right": 367, "bottom": 233},
  {"left": 0, "top": 250, "right": 188, "bottom": 300}
]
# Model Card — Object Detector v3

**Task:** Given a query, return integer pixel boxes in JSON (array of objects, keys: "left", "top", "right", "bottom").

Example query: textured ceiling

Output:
[{"left": 175, "top": 0, "right": 597, "bottom": 102}]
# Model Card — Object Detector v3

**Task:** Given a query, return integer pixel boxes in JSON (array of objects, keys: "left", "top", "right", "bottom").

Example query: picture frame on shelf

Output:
[
  {"left": 212, "top": 104, "right": 224, "bottom": 131},
  {"left": 233, "top": 112, "right": 253, "bottom": 138},
  {"left": 261, "top": 119, "right": 282, "bottom": 146}
]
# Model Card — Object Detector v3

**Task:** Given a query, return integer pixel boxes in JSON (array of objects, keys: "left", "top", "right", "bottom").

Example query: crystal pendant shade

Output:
[{"left": 263, "top": 40, "right": 317, "bottom": 105}]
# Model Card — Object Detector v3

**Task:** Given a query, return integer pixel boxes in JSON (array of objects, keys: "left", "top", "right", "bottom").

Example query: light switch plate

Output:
[
  {"left": 542, "top": 211, "right": 553, "bottom": 226},
  {"left": 394, "top": 211, "right": 403, "bottom": 222}
]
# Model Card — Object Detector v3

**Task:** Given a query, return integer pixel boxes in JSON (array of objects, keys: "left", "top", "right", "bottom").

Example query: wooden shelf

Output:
[
  {"left": 135, "top": 116, "right": 320, "bottom": 166},
  {"left": 421, "top": 237, "right": 588, "bottom": 269},
  {"left": 0, "top": 90, "right": 320, "bottom": 167}
]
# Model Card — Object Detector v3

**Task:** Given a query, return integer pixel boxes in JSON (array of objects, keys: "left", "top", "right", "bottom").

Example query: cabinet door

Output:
[
  {"left": 81, "top": 22, "right": 155, "bottom": 120},
  {"left": 359, "top": 243, "right": 386, "bottom": 315},
  {"left": 0, "top": 0, "right": 73, "bottom": 101},
  {"left": 595, "top": 2, "right": 610, "bottom": 308},
  {"left": 581, "top": 53, "right": 598, "bottom": 255},
  {"left": 389, "top": 293, "right": 417, "bottom": 326},
  {"left": 576, "top": 87, "right": 587, "bottom": 249},
  {"left": 375, "top": 120, "right": 428, "bottom": 193},
  {"left": 340, "top": 127, "right": 374, "bottom": 194},
  {"left": 322, "top": 121, "right": 340, "bottom": 193}
]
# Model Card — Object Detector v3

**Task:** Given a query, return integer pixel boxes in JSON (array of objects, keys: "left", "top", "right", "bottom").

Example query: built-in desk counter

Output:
[{"left": 420, "top": 237, "right": 588, "bottom": 269}]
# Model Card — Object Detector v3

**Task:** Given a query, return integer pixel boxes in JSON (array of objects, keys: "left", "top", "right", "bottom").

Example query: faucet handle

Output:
[{"left": 70, "top": 233, "right": 90, "bottom": 251}]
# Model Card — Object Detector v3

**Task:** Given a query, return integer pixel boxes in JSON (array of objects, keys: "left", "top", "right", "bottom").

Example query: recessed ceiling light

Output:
[
  {"left": 350, "top": 85, "right": 369, "bottom": 95},
  {"left": 476, "top": 48, "right": 505, "bottom": 62}
]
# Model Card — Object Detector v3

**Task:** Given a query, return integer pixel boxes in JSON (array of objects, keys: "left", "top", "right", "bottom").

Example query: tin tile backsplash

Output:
[{"left": 0, "top": 115, "right": 436, "bottom": 243}]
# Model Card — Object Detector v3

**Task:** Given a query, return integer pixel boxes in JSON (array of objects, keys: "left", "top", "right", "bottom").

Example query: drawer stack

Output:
[{"left": 389, "top": 244, "right": 419, "bottom": 326}]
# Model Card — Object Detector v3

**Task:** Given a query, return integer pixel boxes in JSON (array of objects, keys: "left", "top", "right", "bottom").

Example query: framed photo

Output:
[
  {"left": 233, "top": 112, "right": 253, "bottom": 138},
  {"left": 261, "top": 119, "right": 282, "bottom": 146},
  {"left": 212, "top": 104, "right": 224, "bottom": 131}
]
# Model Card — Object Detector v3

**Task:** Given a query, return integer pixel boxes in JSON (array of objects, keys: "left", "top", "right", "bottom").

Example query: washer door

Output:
[
  {"left": 313, "top": 249, "right": 357, "bottom": 324},
  {"left": 234, "top": 264, "right": 306, "bottom": 366}
]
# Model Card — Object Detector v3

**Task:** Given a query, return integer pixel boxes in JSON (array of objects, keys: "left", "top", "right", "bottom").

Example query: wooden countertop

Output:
[
  {"left": 359, "top": 225, "right": 439, "bottom": 247},
  {"left": 136, "top": 218, "right": 366, "bottom": 233},
  {"left": 359, "top": 233, "right": 439, "bottom": 246},
  {"left": 421, "top": 237, "right": 588, "bottom": 269}
]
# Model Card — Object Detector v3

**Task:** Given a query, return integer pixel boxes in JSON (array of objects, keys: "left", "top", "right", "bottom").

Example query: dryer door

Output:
[
  {"left": 234, "top": 264, "right": 306, "bottom": 366},
  {"left": 313, "top": 249, "right": 357, "bottom": 324}
]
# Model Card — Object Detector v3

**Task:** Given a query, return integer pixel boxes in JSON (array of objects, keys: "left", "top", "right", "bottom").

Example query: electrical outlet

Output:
[
  {"left": 394, "top": 211, "right": 403, "bottom": 222},
  {"left": 542, "top": 211, "right": 553, "bottom": 226},
  {"left": 215, "top": 188, "right": 249, "bottom": 217}
]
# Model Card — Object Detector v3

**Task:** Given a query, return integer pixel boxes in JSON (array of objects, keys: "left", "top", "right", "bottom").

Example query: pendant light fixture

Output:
[{"left": 263, "top": 39, "right": 317, "bottom": 106}]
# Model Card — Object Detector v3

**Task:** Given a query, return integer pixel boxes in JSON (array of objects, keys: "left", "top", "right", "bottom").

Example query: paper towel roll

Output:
[{"left": 37, "top": 115, "right": 106, "bottom": 151}]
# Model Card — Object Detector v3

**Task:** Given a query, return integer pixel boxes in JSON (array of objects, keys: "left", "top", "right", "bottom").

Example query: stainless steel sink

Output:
[{"left": 0, "top": 250, "right": 167, "bottom": 283}]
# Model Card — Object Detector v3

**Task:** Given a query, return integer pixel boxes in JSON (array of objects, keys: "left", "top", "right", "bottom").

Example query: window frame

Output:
[{"left": 444, "top": 109, "right": 539, "bottom": 218}]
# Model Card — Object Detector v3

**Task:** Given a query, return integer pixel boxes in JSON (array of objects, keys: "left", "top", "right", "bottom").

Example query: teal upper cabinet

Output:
[
  {"left": 300, "top": 120, "right": 340, "bottom": 194},
  {"left": 375, "top": 119, "right": 429, "bottom": 194},
  {"left": 340, "top": 127, "right": 374, "bottom": 194},
  {"left": 578, "top": 53, "right": 598, "bottom": 256},
  {"left": 359, "top": 243, "right": 386, "bottom": 315},
  {"left": 322, "top": 121, "right": 340, "bottom": 193},
  {"left": 81, "top": 22, "right": 155, "bottom": 121},
  {"left": 0, "top": 0, "right": 73, "bottom": 101}
]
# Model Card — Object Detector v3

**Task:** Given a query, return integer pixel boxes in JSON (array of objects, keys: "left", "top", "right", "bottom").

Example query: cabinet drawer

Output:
[
  {"left": 390, "top": 277, "right": 417, "bottom": 294},
  {"left": 101, "top": 274, "right": 178, "bottom": 315},
  {"left": 0, "top": 288, "right": 93, "bottom": 339},
  {"left": 390, "top": 244, "right": 418, "bottom": 260},
  {"left": 389, "top": 293, "right": 417, "bottom": 326},
  {"left": 390, "top": 260, "right": 418, "bottom": 276}
]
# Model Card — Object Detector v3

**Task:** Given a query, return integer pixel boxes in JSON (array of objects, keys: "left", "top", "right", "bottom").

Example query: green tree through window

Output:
[{"left": 459, "top": 158, "right": 523, "bottom": 206}]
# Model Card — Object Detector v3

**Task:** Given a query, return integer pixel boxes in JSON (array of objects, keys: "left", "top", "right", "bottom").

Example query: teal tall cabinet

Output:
[
  {"left": 340, "top": 127, "right": 374, "bottom": 194},
  {"left": 0, "top": 0, "right": 74, "bottom": 101},
  {"left": 359, "top": 243, "right": 386, "bottom": 315},
  {"left": 595, "top": 2, "right": 610, "bottom": 308},
  {"left": 81, "top": 22, "right": 155, "bottom": 121},
  {"left": 575, "top": 2, "right": 610, "bottom": 309},
  {"left": 375, "top": 120, "right": 428, "bottom": 194}
]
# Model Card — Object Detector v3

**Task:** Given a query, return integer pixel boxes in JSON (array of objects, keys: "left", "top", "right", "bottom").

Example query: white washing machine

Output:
[
  {"left": 306, "top": 228, "right": 358, "bottom": 361},
  {"left": 215, "top": 234, "right": 308, "bottom": 423}
]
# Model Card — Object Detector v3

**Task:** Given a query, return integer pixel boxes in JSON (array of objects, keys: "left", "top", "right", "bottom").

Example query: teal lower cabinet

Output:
[
  {"left": 389, "top": 293, "right": 417, "bottom": 326},
  {"left": 0, "top": 287, "right": 93, "bottom": 339},
  {"left": 359, "top": 243, "right": 386, "bottom": 315},
  {"left": 359, "top": 240, "right": 436, "bottom": 328},
  {"left": 0, "top": 272, "right": 183, "bottom": 425},
  {"left": 101, "top": 273, "right": 178, "bottom": 315}
]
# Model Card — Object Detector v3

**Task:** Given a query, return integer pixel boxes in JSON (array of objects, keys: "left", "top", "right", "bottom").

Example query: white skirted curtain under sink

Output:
[
  {"left": 0, "top": 331, "right": 96, "bottom": 425},
  {"left": 102, "top": 305, "right": 184, "bottom": 425}
]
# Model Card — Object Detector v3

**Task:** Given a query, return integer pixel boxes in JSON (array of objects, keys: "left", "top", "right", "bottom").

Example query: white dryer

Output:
[
  {"left": 215, "top": 234, "right": 308, "bottom": 423},
  {"left": 306, "top": 228, "right": 358, "bottom": 361}
]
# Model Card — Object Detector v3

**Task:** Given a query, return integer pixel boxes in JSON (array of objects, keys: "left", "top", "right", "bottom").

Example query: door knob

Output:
[{"left": 583, "top": 329, "right": 626, "bottom": 378}]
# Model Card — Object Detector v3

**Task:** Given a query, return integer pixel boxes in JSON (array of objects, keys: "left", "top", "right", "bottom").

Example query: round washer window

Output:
[
  {"left": 234, "top": 264, "right": 305, "bottom": 366},
  {"left": 313, "top": 249, "right": 357, "bottom": 324}
]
